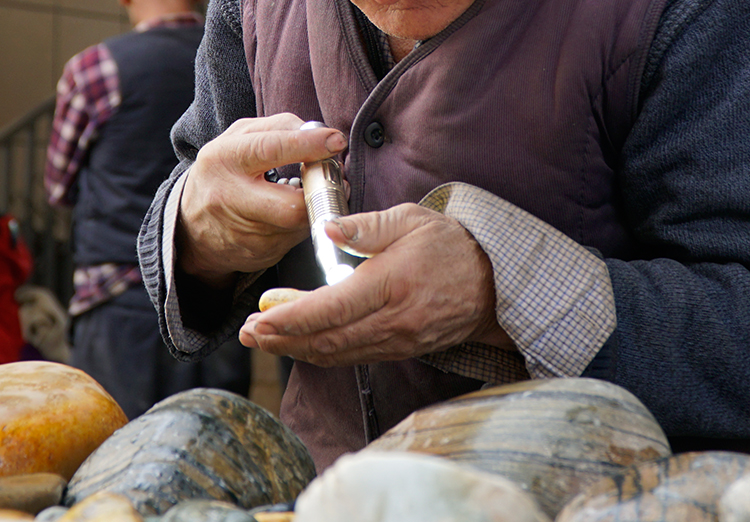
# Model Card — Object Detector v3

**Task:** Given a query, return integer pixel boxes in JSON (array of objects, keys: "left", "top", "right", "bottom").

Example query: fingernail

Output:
[
  {"left": 325, "top": 132, "right": 347, "bottom": 153},
  {"left": 331, "top": 218, "right": 358, "bottom": 241},
  {"left": 254, "top": 322, "right": 279, "bottom": 335}
]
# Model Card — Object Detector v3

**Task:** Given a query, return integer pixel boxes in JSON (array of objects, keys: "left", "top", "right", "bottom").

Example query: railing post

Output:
[
  {"left": 0, "top": 138, "right": 10, "bottom": 213},
  {"left": 0, "top": 96, "right": 68, "bottom": 305}
]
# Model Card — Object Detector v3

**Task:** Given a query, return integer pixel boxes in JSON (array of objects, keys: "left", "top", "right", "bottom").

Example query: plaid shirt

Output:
[{"left": 45, "top": 12, "right": 203, "bottom": 316}]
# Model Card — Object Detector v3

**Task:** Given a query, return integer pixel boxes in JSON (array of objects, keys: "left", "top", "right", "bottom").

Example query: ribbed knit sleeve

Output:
[
  {"left": 137, "top": 0, "right": 258, "bottom": 361},
  {"left": 583, "top": 0, "right": 750, "bottom": 438}
]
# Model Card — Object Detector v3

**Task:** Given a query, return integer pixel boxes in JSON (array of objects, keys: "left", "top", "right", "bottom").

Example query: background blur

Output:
[
  {"left": 0, "top": 0, "right": 130, "bottom": 128},
  {"left": 0, "top": 0, "right": 283, "bottom": 414}
]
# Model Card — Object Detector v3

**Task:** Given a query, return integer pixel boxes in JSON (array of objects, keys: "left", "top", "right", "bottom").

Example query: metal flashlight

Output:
[{"left": 299, "top": 121, "right": 360, "bottom": 285}]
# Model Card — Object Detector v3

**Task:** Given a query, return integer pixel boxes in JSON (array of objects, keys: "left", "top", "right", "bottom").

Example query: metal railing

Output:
[{"left": 0, "top": 96, "right": 73, "bottom": 305}]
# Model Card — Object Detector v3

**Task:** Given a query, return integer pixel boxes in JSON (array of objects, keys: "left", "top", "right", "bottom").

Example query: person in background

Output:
[
  {"left": 0, "top": 214, "right": 32, "bottom": 364},
  {"left": 138, "top": 0, "right": 750, "bottom": 470},
  {"left": 45, "top": 0, "right": 250, "bottom": 419}
]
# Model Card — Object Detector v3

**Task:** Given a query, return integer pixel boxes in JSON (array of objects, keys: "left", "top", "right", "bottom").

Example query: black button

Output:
[{"left": 364, "top": 122, "right": 385, "bottom": 148}]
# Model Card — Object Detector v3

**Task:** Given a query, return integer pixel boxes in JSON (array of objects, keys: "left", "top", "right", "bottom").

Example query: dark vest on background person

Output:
[
  {"left": 243, "top": 0, "right": 667, "bottom": 470},
  {"left": 72, "top": 25, "right": 203, "bottom": 267}
]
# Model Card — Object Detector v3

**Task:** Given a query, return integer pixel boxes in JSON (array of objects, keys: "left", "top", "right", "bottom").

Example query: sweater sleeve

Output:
[
  {"left": 137, "top": 0, "right": 261, "bottom": 361},
  {"left": 583, "top": 0, "right": 750, "bottom": 438}
]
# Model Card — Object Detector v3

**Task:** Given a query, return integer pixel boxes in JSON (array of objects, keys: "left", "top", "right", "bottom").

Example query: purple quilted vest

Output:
[{"left": 243, "top": 0, "right": 667, "bottom": 470}]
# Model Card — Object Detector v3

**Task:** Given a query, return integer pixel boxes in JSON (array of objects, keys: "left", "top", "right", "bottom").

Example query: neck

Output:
[
  {"left": 389, "top": 36, "right": 417, "bottom": 63},
  {"left": 127, "top": 0, "right": 195, "bottom": 26}
]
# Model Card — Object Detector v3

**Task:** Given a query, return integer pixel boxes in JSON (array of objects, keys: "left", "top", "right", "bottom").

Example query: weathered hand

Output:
[
  {"left": 177, "top": 113, "right": 347, "bottom": 287},
  {"left": 239, "top": 203, "right": 514, "bottom": 366}
]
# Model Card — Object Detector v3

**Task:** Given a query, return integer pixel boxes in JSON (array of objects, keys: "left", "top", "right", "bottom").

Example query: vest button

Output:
[{"left": 364, "top": 122, "right": 385, "bottom": 148}]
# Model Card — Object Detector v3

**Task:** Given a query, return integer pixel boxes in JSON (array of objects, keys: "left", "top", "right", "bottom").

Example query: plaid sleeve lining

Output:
[{"left": 418, "top": 182, "right": 616, "bottom": 384}]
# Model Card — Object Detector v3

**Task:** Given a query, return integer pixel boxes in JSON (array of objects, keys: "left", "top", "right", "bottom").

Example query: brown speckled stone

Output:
[
  {"left": 64, "top": 389, "right": 316, "bottom": 516},
  {"left": 366, "top": 378, "right": 671, "bottom": 517}
]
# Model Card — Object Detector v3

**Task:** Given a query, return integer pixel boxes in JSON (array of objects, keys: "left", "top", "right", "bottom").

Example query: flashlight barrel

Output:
[
  {"left": 301, "top": 158, "right": 349, "bottom": 222},
  {"left": 300, "top": 158, "right": 358, "bottom": 285}
]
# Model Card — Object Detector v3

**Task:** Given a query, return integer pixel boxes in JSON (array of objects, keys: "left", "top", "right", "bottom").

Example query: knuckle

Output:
[
  {"left": 226, "top": 118, "right": 249, "bottom": 133},
  {"left": 251, "top": 133, "right": 285, "bottom": 165},
  {"left": 311, "top": 333, "right": 344, "bottom": 356},
  {"left": 274, "top": 112, "right": 303, "bottom": 128}
]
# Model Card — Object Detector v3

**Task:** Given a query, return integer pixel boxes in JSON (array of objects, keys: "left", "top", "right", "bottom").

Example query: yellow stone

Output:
[
  {"left": 0, "top": 361, "right": 128, "bottom": 480},
  {"left": 58, "top": 492, "right": 142, "bottom": 522}
]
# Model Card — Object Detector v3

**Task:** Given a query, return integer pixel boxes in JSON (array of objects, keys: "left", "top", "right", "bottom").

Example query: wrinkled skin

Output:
[
  {"left": 178, "top": 113, "right": 347, "bottom": 287},
  {"left": 176, "top": 101, "right": 512, "bottom": 369},
  {"left": 239, "top": 204, "right": 513, "bottom": 367}
]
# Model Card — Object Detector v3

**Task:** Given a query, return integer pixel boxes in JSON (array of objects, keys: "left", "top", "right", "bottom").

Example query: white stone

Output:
[
  {"left": 719, "top": 474, "right": 750, "bottom": 522},
  {"left": 294, "top": 451, "right": 551, "bottom": 522}
]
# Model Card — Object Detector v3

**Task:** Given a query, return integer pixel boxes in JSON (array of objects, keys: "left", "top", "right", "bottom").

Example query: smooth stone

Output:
[
  {"left": 366, "top": 378, "right": 671, "bottom": 518},
  {"left": 58, "top": 492, "right": 142, "bottom": 522},
  {"left": 64, "top": 389, "right": 316, "bottom": 516},
  {"left": 34, "top": 507, "right": 69, "bottom": 522},
  {"left": 160, "top": 500, "right": 255, "bottom": 522},
  {"left": 0, "top": 362, "right": 128, "bottom": 480},
  {"left": 252, "top": 515, "right": 294, "bottom": 522},
  {"left": 719, "top": 473, "right": 750, "bottom": 522},
  {"left": 557, "top": 451, "right": 750, "bottom": 522},
  {"left": 0, "top": 473, "right": 66, "bottom": 515},
  {"left": 295, "top": 451, "right": 551, "bottom": 522},
  {"left": 0, "top": 510, "right": 34, "bottom": 521},
  {"left": 247, "top": 503, "right": 295, "bottom": 522}
]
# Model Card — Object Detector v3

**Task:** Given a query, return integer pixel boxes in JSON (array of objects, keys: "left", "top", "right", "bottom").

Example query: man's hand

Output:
[
  {"left": 177, "top": 113, "right": 348, "bottom": 287},
  {"left": 239, "top": 203, "right": 514, "bottom": 366}
]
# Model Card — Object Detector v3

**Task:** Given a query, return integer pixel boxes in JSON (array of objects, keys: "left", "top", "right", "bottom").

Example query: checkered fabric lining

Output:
[{"left": 418, "top": 182, "right": 616, "bottom": 384}]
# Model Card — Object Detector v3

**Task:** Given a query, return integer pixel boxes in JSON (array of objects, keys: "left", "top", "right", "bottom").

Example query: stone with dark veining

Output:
[
  {"left": 557, "top": 451, "right": 750, "bottom": 522},
  {"left": 64, "top": 389, "right": 316, "bottom": 516},
  {"left": 366, "top": 378, "right": 671, "bottom": 518}
]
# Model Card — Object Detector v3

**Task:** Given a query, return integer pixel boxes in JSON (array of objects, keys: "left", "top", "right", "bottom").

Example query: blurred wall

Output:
[{"left": 0, "top": 0, "right": 130, "bottom": 130}]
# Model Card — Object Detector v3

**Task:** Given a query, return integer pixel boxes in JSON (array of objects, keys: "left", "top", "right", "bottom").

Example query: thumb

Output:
[{"left": 324, "top": 203, "right": 428, "bottom": 257}]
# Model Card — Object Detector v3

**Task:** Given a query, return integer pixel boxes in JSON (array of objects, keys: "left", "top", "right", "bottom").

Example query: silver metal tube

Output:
[{"left": 300, "top": 121, "right": 359, "bottom": 285}]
